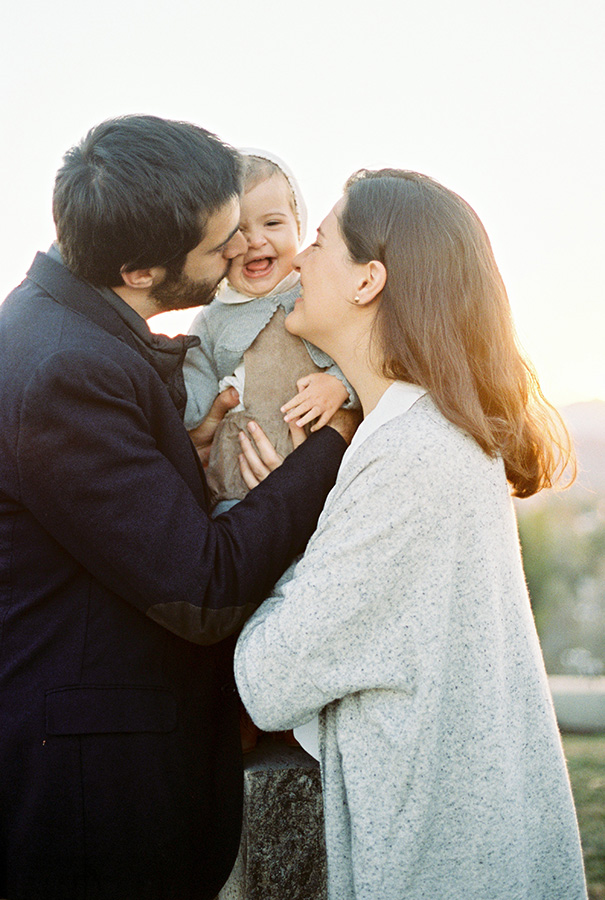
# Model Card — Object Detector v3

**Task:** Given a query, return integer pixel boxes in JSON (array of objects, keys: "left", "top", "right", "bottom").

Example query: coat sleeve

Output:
[
  {"left": 234, "top": 440, "right": 428, "bottom": 731},
  {"left": 16, "top": 347, "right": 346, "bottom": 646},
  {"left": 182, "top": 309, "right": 222, "bottom": 429}
]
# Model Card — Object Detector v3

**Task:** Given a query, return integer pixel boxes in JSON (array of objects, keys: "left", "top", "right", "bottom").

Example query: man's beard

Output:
[{"left": 149, "top": 262, "right": 228, "bottom": 313}]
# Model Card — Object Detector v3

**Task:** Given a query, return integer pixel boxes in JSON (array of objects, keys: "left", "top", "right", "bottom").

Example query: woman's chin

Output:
[
  {"left": 284, "top": 308, "right": 303, "bottom": 336},
  {"left": 285, "top": 306, "right": 327, "bottom": 354}
]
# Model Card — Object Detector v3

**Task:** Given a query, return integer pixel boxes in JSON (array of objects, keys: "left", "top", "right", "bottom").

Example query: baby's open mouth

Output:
[{"left": 243, "top": 257, "right": 275, "bottom": 278}]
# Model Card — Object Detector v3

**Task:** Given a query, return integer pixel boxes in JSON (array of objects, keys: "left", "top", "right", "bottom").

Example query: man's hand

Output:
[
  {"left": 188, "top": 388, "right": 240, "bottom": 466},
  {"left": 238, "top": 420, "right": 306, "bottom": 490},
  {"left": 238, "top": 406, "right": 361, "bottom": 491}
]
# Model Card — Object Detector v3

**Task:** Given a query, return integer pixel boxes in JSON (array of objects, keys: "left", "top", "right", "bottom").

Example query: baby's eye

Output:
[{"left": 265, "top": 220, "right": 281, "bottom": 227}]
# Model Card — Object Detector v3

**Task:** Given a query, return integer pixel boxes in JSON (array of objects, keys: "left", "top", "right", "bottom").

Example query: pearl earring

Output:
[{"left": 353, "top": 296, "right": 360, "bottom": 304}]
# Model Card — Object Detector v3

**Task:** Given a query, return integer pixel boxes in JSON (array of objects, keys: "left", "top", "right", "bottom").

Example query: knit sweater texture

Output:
[
  {"left": 234, "top": 392, "right": 587, "bottom": 900},
  {"left": 182, "top": 284, "right": 354, "bottom": 430}
]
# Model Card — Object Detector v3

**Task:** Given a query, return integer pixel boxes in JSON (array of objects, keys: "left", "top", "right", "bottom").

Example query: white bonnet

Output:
[{"left": 238, "top": 147, "right": 308, "bottom": 243}]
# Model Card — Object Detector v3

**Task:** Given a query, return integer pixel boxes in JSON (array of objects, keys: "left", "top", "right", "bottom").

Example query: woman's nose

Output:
[{"left": 292, "top": 246, "right": 309, "bottom": 270}]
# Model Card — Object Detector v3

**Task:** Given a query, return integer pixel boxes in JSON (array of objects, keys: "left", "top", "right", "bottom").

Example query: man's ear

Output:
[
  {"left": 119, "top": 266, "right": 164, "bottom": 290},
  {"left": 355, "top": 260, "right": 387, "bottom": 306}
]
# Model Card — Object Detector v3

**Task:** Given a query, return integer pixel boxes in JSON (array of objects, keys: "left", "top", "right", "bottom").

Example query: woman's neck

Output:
[
  {"left": 331, "top": 343, "right": 394, "bottom": 418},
  {"left": 352, "top": 370, "right": 395, "bottom": 418}
]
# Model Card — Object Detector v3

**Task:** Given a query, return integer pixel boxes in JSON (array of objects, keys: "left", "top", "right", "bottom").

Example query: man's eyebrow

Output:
[{"left": 211, "top": 223, "right": 240, "bottom": 253}]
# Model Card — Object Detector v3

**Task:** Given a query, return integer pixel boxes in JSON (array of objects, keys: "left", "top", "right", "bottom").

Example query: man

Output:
[{"left": 0, "top": 116, "right": 349, "bottom": 899}]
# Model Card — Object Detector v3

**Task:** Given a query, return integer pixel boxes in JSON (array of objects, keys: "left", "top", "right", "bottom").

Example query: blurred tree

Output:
[{"left": 516, "top": 494, "right": 605, "bottom": 675}]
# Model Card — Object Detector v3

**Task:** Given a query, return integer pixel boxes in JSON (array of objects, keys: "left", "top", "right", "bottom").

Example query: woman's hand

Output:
[{"left": 238, "top": 420, "right": 306, "bottom": 489}]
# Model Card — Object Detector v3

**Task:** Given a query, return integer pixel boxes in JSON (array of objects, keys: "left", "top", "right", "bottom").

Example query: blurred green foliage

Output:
[
  {"left": 517, "top": 493, "right": 605, "bottom": 675},
  {"left": 564, "top": 734, "right": 605, "bottom": 900}
]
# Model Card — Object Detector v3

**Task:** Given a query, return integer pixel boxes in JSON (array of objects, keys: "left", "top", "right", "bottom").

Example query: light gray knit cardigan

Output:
[{"left": 235, "top": 393, "right": 587, "bottom": 900}]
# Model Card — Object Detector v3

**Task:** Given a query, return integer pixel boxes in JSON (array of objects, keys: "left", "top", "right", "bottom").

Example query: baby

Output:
[{"left": 183, "top": 149, "right": 356, "bottom": 515}]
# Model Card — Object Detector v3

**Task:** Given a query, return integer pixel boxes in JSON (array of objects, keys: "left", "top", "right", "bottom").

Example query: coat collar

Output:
[{"left": 26, "top": 252, "right": 200, "bottom": 419}]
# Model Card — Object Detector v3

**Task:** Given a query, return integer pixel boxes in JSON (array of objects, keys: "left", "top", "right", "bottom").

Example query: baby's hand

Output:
[{"left": 281, "top": 373, "right": 349, "bottom": 433}]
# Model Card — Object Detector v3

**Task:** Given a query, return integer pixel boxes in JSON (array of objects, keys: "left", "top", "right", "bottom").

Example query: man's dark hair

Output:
[{"left": 52, "top": 115, "right": 242, "bottom": 286}]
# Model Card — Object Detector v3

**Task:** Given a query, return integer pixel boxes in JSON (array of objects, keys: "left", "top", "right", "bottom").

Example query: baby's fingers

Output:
[
  {"left": 281, "top": 392, "right": 306, "bottom": 415},
  {"left": 295, "top": 375, "right": 312, "bottom": 393},
  {"left": 282, "top": 399, "right": 312, "bottom": 423},
  {"left": 292, "top": 406, "right": 322, "bottom": 429},
  {"left": 309, "top": 410, "right": 332, "bottom": 432}
]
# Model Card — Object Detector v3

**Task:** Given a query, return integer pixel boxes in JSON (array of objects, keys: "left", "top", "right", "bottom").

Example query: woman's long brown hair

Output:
[{"left": 339, "top": 169, "right": 574, "bottom": 498}]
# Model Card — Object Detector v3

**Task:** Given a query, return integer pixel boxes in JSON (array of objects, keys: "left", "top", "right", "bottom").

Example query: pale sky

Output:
[{"left": 2, "top": 0, "right": 603, "bottom": 406}]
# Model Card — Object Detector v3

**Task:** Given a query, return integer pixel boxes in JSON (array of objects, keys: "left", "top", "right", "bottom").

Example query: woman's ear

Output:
[{"left": 355, "top": 260, "right": 387, "bottom": 306}]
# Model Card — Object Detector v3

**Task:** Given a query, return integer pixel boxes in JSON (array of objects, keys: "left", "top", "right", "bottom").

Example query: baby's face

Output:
[{"left": 227, "top": 173, "right": 300, "bottom": 297}]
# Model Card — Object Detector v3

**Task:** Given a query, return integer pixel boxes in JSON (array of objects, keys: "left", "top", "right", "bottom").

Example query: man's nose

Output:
[{"left": 224, "top": 230, "right": 247, "bottom": 259}]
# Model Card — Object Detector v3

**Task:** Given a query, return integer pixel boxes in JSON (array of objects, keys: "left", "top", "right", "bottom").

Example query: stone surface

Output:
[{"left": 219, "top": 737, "right": 327, "bottom": 900}]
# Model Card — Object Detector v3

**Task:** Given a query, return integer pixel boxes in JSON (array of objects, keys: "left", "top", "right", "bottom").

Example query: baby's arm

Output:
[
  {"left": 281, "top": 372, "right": 349, "bottom": 433},
  {"left": 183, "top": 311, "right": 222, "bottom": 430}
]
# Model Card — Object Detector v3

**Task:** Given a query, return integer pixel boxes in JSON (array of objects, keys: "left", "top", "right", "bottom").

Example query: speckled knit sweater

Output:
[{"left": 235, "top": 390, "right": 587, "bottom": 900}]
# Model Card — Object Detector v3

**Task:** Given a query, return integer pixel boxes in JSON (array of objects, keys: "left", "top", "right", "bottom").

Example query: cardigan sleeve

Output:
[{"left": 234, "top": 433, "right": 436, "bottom": 730}]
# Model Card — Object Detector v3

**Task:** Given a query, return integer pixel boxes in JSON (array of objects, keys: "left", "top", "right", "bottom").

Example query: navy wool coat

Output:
[{"left": 0, "top": 252, "right": 346, "bottom": 900}]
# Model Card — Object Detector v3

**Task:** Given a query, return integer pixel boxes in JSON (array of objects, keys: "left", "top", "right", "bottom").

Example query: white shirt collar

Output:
[
  {"left": 341, "top": 381, "right": 426, "bottom": 469},
  {"left": 218, "top": 271, "right": 300, "bottom": 305}
]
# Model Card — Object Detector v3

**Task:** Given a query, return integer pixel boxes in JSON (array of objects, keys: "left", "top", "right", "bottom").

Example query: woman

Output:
[{"left": 234, "top": 170, "right": 587, "bottom": 900}]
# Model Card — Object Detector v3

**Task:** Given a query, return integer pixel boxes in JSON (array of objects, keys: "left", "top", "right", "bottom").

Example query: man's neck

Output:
[
  {"left": 47, "top": 243, "right": 152, "bottom": 322},
  {"left": 112, "top": 284, "right": 155, "bottom": 321}
]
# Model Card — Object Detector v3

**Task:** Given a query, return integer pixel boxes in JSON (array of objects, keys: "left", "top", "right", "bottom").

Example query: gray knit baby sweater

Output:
[
  {"left": 235, "top": 392, "right": 587, "bottom": 900},
  {"left": 182, "top": 285, "right": 354, "bottom": 430}
]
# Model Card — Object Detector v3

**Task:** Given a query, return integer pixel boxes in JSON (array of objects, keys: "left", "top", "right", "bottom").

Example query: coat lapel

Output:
[{"left": 26, "top": 253, "right": 199, "bottom": 419}]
